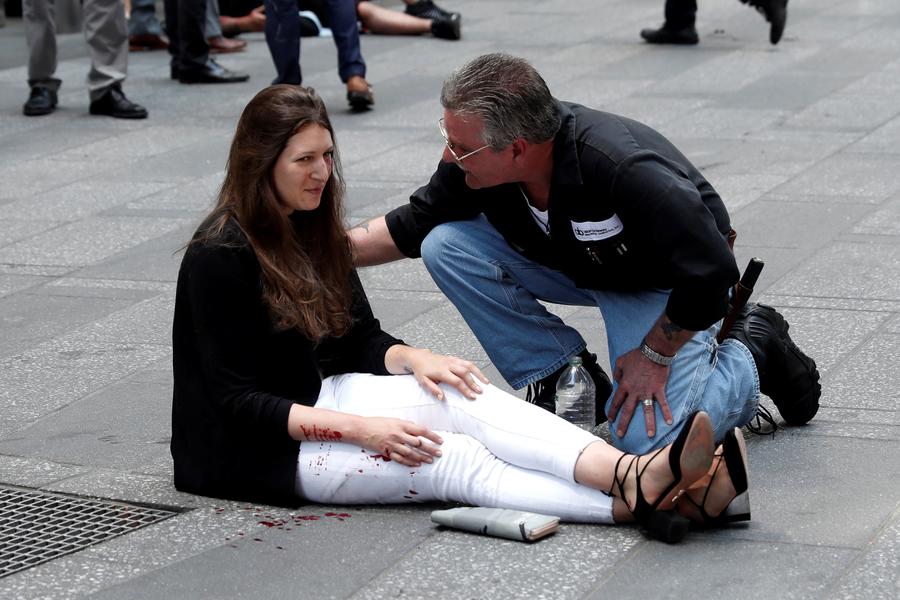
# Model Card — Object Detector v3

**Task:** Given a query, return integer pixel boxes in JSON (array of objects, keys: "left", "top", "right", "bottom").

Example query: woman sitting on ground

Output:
[{"left": 171, "top": 85, "right": 750, "bottom": 543}]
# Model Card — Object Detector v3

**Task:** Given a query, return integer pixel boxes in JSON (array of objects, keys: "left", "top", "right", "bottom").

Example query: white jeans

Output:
[{"left": 295, "top": 374, "right": 615, "bottom": 523}]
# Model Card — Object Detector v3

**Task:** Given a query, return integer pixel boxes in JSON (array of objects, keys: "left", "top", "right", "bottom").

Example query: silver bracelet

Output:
[{"left": 639, "top": 340, "right": 676, "bottom": 367}]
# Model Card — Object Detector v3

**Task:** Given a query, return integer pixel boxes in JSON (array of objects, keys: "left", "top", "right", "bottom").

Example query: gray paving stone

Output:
[
  {"left": 0, "top": 272, "right": 48, "bottom": 298},
  {"left": 0, "top": 555, "right": 147, "bottom": 600},
  {"left": 819, "top": 334, "right": 900, "bottom": 412},
  {"left": 738, "top": 432, "right": 900, "bottom": 548},
  {"left": 731, "top": 199, "right": 873, "bottom": 251},
  {"left": 0, "top": 454, "right": 87, "bottom": 488},
  {"left": 366, "top": 289, "right": 445, "bottom": 332},
  {"left": 0, "top": 218, "right": 62, "bottom": 247},
  {"left": 357, "top": 259, "right": 441, "bottom": 293},
  {"left": 71, "top": 222, "right": 199, "bottom": 282},
  {"left": 0, "top": 380, "right": 172, "bottom": 471},
  {"left": 1, "top": 180, "right": 171, "bottom": 222},
  {"left": 847, "top": 115, "right": 900, "bottom": 155},
  {"left": 391, "top": 303, "right": 489, "bottom": 365},
  {"left": 588, "top": 536, "right": 857, "bottom": 599},
  {"left": 0, "top": 340, "right": 170, "bottom": 437},
  {"left": 767, "top": 242, "right": 900, "bottom": 300},
  {"left": 0, "top": 216, "right": 193, "bottom": 267},
  {"left": 829, "top": 508, "right": 900, "bottom": 600},
  {"left": 355, "top": 524, "right": 642, "bottom": 600},
  {"left": 0, "top": 290, "right": 135, "bottom": 359},
  {"left": 86, "top": 507, "right": 442, "bottom": 600}
]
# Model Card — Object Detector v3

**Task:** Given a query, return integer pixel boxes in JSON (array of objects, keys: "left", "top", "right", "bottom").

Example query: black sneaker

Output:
[
  {"left": 405, "top": 0, "right": 452, "bottom": 20},
  {"left": 431, "top": 13, "right": 461, "bottom": 40},
  {"left": 726, "top": 303, "right": 820, "bottom": 425},
  {"left": 23, "top": 86, "right": 58, "bottom": 116},
  {"left": 640, "top": 24, "right": 699, "bottom": 45},
  {"left": 742, "top": 0, "right": 788, "bottom": 44},
  {"left": 525, "top": 350, "right": 612, "bottom": 426}
]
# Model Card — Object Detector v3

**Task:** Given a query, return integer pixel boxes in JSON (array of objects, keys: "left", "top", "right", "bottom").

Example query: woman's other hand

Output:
[
  {"left": 360, "top": 417, "right": 443, "bottom": 467},
  {"left": 385, "top": 346, "right": 489, "bottom": 400}
]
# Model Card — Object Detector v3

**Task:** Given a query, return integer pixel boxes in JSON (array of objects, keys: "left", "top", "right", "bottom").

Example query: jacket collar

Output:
[{"left": 551, "top": 101, "right": 583, "bottom": 188}]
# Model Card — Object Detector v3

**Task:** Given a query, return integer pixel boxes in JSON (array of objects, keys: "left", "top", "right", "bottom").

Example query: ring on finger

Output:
[{"left": 641, "top": 398, "right": 654, "bottom": 408}]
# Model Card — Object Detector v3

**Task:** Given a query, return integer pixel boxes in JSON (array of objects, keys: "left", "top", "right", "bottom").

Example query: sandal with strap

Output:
[
  {"left": 678, "top": 427, "right": 751, "bottom": 527},
  {"left": 609, "top": 411, "right": 715, "bottom": 543}
]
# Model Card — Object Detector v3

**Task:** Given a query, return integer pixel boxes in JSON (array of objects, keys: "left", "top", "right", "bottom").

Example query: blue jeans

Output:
[
  {"left": 263, "top": 0, "right": 365, "bottom": 85},
  {"left": 420, "top": 216, "right": 760, "bottom": 454}
]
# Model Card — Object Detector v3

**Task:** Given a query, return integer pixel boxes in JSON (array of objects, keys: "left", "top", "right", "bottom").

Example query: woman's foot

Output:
[
  {"left": 607, "top": 412, "right": 715, "bottom": 542},
  {"left": 613, "top": 412, "right": 715, "bottom": 515},
  {"left": 676, "top": 427, "right": 751, "bottom": 526}
]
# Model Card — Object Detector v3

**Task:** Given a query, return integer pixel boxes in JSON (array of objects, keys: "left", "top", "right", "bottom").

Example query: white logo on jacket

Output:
[{"left": 571, "top": 215, "right": 624, "bottom": 241}]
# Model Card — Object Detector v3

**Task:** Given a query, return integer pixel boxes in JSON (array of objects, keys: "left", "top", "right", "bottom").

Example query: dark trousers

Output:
[
  {"left": 164, "top": 0, "right": 210, "bottom": 71},
  {"left": 263, "top": 0, "right": 365, "bottom": 85},
  {"left": 664, "top": 0, "right": 697, "bottom": 29}
]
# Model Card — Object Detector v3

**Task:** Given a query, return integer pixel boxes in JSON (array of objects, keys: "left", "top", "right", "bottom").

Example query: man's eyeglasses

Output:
[{"left": 439, "top": 118, "right": 490, "bottom": 163}]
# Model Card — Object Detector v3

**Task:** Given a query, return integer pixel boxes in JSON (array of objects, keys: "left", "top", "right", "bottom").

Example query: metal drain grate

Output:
[{"left": 0, "top": 485, "right": 179, "bottom": 579}]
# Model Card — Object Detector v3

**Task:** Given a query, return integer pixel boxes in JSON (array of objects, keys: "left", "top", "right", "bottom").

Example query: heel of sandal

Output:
[{"left": 645, "top": 510, "right": 690, "bottom": 543}]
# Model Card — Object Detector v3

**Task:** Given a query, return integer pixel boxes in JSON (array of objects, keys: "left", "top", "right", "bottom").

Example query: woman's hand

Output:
[
  {"left": 360, "top": 416, "right": 443, "bottom": 467},
  {"left": 385, "top": 346, "right": 489, "bottom": 400}
]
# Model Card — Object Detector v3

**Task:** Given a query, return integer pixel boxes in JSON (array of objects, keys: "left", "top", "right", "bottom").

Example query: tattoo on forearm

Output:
[
  {"left": 661, "top": 320, "right": 684, "bottom": 341},
  {"left": 300, "top": 424, "right": 344, "bottom": 441}
]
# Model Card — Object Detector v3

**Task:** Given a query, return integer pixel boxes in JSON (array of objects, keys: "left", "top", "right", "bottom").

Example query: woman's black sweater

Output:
[{"left": 171, "top": 218, "right": 401, "bottom": 506}]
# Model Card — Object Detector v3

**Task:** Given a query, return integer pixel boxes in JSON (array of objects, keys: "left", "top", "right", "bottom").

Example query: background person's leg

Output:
[
  {"left": 323, "top": 0, "right": 364, "bottom": 82},
  {"left": 82, "top": 0, "right": 128, "bottom": 101},
  {"left": 24, "top": 0, "right": 61, "bottom": 91},
  {"left": 263, "top": 0, "right": 301, "bottom": 83},
  {"left": 421, "top": 216, "right": 596, "bottom": 389}
]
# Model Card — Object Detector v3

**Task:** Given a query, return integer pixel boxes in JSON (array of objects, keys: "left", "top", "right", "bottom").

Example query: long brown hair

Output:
[{"left": 198, "top": 85, "right": 353, "bottom": 341}]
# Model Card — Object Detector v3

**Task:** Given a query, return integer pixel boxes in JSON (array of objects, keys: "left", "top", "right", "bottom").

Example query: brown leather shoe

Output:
[
  {"left": 346, "top": 76, "right": 374, "bottom": 112},
  {"left": 129, "top": 33, "right": 170, "bottom": 51},
  {"left": 207, "top": 36, "right": 247, "bottom": 54}
]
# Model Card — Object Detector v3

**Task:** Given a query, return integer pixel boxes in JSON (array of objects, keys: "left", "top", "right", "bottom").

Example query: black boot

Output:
[
  {"left": 405, "top": 0, "right": 452, "bottom": 20},
  {"left": 742, "top": 0, "right": 788, "bottom": 45},
  {"left": 23, "top": 86, "right": 58, "bottom": 116},
  {"left": 431, "top": 13, "right": 461, "bottom": 40},
  {"left": 726, "top": 303, "right": 820, "bottom": 425},
  {"left": 640, "top": 24, "right": 699, "bottom": 45},
  {"left": 525, "top": 350, "right": 612, "bottom": 426}
]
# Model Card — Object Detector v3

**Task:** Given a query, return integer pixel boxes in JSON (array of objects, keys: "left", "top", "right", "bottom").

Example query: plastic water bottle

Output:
[{"left": 554, "top": 356, "right": 596, "bottom": 431}]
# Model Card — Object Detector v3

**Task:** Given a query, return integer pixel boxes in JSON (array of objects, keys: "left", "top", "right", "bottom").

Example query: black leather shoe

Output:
[
  {"left": 23, "top": 86, "right": 58, "bottom": 116},
  {"left": 640, "top": 25, "right": 699, "bottom": 45},
  {"left": 89, "top": 85, "right": 148, "bottom": 119},
  {"left": 726, "top": 303, "right": 820, "bottom": 425},
  {"left": 178, "top": 59, "right": 249, "bottom": 84},
  {"left": 525, "top": 350, "right": 612, "bottom": 426},
  {"left": 743, "top": 0, "right": 788, "bottom": 45},
  {"left": 405, "top": 0, "right": 451, "bottom": 20},
  {"left": 431, "top": 12, "right": 461, "bottom": 40},
  {"left": 170, "top": 65, "right": 180, "bottom": 80}
]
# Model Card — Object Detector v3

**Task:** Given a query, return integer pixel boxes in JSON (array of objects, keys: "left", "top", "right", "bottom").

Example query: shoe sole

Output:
[{"left": 23, "top": 107, "right": 55, "bottom": 116}]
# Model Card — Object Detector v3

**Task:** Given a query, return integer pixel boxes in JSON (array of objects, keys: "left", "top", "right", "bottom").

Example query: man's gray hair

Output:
[{"left": 440, "top": 53, "right": 561, "bottom": 149}]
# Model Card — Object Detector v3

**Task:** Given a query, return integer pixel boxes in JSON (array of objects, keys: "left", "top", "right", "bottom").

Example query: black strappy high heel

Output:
[
  {"left": 610, "top": 411, "right": 715, "bottom": 543},
  {"left": 680, "top": 427, "right": 751, "bottom": 527}
]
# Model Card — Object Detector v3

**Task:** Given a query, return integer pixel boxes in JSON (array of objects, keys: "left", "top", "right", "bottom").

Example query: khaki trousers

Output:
[{"left": 24, "top": 0, "right": 128, "bottom": 100}]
